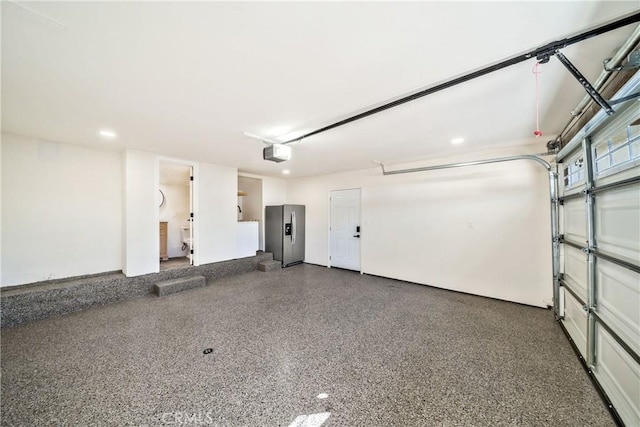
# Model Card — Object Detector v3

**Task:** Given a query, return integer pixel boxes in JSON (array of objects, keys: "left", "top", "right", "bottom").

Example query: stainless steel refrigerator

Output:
[{"left": 265, "top": 205, "right": 305, "bottom": 267}]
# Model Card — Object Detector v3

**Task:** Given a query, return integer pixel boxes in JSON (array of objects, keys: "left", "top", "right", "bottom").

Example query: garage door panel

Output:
[
  {"left": 594, "top": 324, "right": 640, "bottom": 427},
  {"left": 562, "top": 198, "right": 587, "bottom": 243},
  {"left": 596, "top": 258, "right": 640, "bottom": 356},
  {"left": 563, "top": 245, "right": 588, "bottom": 301},
  {"left": 562, "top": 289, "right": 587, "bottom": 359},
  {"left": 595, "top": 183, "right": 640, "bottom": 262},
  {"left": 595, "top": 165, "right": 640, "bottom": 187},
  {"left": 559, "top": 87, "right": 639, "bottom": 426}
]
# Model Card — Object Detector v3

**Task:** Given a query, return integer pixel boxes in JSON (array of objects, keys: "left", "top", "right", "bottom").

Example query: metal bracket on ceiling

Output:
[
  {"left": 538, "top": 49, "right": 616, "bottom": 116},
  {"left": 556, "top": 52, "right": 615, "bottom": 116},
  {"left": 603, "top": 50, "right": 640, "bottom": 72},
  {"left": 533, "top": 39, "right": 569, "bottom": 64},
  {"left": 537, "top": 45, "right": 640, "bottom": 116},
  {"left": 546, "top": 139, "right": 561, "bottom": 154}
]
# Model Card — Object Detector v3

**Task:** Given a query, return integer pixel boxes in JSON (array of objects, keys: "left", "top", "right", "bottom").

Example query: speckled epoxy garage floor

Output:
[{"left": 1, "top": 264, "right": 613, "bottom": 426}]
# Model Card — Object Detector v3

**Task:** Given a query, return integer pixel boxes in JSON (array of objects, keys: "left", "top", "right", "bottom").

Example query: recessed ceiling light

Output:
[
  {"left": 451, "top": 137, "right": 464, "bottom": 144},
  {"left": 99, "top": 129, "right": 117, "bottom": 139},
  {"left": 282, "top": 170, "right": 290, "bottom": 175}
]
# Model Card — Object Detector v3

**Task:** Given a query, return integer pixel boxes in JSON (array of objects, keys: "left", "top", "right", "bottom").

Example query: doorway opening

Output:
[
  {"left": 159, "top": 161, "right": 194, "bottom": 271},
  {"left": 330, "top": 188, "right": 361, "bottom": 271},
  {"left": 238, "top": 175, "right": 264, "bottom": 251}
]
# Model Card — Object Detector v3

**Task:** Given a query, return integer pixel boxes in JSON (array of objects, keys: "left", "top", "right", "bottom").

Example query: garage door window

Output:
[
  {"left": 593, "top": 116, "right": 640, "bottom": 176},
  {"left": 563, "top": 156, "right": 585, "bottom": 189}
]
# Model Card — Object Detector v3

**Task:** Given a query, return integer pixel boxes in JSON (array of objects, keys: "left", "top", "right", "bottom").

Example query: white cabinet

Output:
[{"left": 237, "top": 221, "right": 259, "bottom": 258}]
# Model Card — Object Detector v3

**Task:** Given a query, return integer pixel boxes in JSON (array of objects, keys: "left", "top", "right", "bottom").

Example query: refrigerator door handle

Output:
[{"left": 291, "top": 211, "right": 296, "bottom": 245}]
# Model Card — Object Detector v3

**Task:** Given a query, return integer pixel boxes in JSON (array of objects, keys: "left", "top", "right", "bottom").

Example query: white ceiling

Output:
[{"left": 2, "top": 1, "right": 639, "bottom": 178}]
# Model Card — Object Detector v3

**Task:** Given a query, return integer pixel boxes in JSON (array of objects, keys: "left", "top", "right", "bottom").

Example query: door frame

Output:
[
  {"left": 157, "top": 156, "right": 199, "bottom": 268},
  {"left": 328, "top": 188, "right": 362, "bottom": 274}
]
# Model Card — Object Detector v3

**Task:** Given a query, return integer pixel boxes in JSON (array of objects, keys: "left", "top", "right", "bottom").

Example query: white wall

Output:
[
  {"left": 0, "top": 131, "right": 551, "bottom": 304},
  {"left": 125, "top": 154, "right": 239, "bottom": 273},
  {"left": 123, "top": 150, "right": 158, "bottom": 276},
  {"left": 286, "top": 145, "right": 553, "bottom": 307},
  {"left": 263, "top": 177, "right": 287, "bottom": 207},
  {"left": 123, "top": 154, "right": 239, "bottom": 275},
  {"left": 196, "top": 163, "right": 238, "bottom": 263},
  {"left": 159, "top": 183, "right": 190, "bottom": 258},
  {"left": 1, "top": 134, "right": 122, "bottom": 286},
  {"left": 1, "top": 136, "right": 258, "bottom": 285}
]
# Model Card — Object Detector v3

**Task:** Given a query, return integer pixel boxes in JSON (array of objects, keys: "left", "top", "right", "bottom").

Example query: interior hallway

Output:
[{"left": 1, "top": 265, "right": 613, "bottom": 426}]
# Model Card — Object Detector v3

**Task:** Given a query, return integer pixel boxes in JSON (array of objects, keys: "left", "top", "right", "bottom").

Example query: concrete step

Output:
[
  {"left": 258, "top": 260, "right": 281, "bottom": 272},
  {"left": 2, "top": 252, "right": 273, "bottom": 328},
  {"left": 153, "top": 276, "right": 206, "bottom": 297}
]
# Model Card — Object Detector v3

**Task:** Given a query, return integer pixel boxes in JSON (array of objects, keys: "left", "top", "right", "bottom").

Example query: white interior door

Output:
[{"left": 330, "top": 189, "right": 361, "bottom": 271}]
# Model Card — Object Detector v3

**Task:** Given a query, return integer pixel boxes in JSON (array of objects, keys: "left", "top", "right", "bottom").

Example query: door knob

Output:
[{"left": 353, "top": 235, "right": 360, "bottom": 238}]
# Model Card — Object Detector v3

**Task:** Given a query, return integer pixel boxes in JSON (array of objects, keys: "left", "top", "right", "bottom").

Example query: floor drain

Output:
[{"left": 203, "top": 348, "right": 213, "bottom": 355}]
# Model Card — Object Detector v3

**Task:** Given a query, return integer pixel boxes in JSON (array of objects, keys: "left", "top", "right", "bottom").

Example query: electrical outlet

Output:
[{"left": 467, "top": 221, "right": 474, "bottom": 229}]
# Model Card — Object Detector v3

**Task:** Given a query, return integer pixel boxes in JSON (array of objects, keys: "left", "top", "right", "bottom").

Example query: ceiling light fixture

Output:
[
  {"left": 282, "top": 170, "right": 290, "bottom": 175},
  {"left": 99, "top": 129, "right": 117, "bottom": 139},
  {"left": 451, "top": 137, "right": 464, "bottom": 144}
]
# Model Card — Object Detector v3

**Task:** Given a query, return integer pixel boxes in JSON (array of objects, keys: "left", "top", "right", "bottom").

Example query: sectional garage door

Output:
[{"left": 558, "top": 101, "right": 640, "bottom": 426}]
